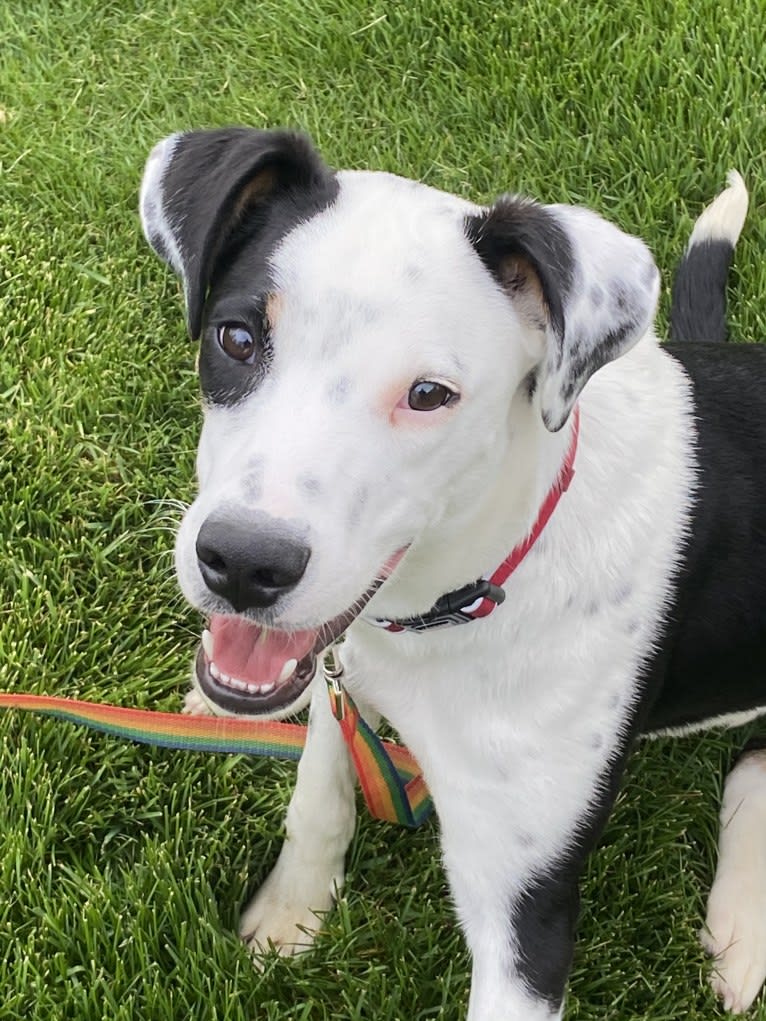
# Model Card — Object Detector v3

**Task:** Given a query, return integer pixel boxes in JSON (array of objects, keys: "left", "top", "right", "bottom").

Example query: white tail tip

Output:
[{"left": 688, "top": 169, "right": 749, "bottom": 249}]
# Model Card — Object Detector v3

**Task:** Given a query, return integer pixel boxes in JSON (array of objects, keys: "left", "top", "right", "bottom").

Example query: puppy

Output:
[{"left": 140, "top": 130, "right": 763, "bottom": 1018}]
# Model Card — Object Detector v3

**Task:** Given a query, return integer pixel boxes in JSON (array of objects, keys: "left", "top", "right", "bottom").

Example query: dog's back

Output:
[{"left": 646, "top": 172, "right": 766, "bottom": 734}]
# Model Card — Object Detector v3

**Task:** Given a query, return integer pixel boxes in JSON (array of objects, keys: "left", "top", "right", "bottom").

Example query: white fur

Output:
[
  {"left": 702, "top": 750, "right": 766, "bottom": 1013},
  {"left": 239, "top": 683, "right": 360, "bottom": 955},
  {"left": 139, "top": 134, "right": 186, "bottom": 291},
  {"left": 688, "top": 170, "right": 749, "bottom": 248}
]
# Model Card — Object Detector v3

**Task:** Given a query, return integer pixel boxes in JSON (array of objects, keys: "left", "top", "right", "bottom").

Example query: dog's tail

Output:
[{"left": 670, "top": 170, "right": 749, "bottom": 343}]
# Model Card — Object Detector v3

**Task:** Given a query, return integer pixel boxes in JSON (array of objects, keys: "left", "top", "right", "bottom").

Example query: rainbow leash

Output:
[
  {"left": 324, "top": 650, "right": 432, "bottom": 828},
  {"left": 0, "top": 650, "right": 433, "bottom": 829}
]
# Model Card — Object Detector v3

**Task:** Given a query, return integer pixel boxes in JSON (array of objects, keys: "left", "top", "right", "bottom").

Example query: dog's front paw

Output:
[
  {"left": 182, "top": 687, "right": 213, "bottom": 716},
  {"left": 239, "top": 845, "right": 342, "bottom": 959},
  {"left": 702, "top": 881, "right": 766, "bottom": 1014}
]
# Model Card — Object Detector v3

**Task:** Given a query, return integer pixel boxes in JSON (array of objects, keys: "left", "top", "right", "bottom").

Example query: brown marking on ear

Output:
[
  {"left": 265, "top": 291, "right": 284, "bottom": 330},
  {"left": 232, "top": 166, "right": 280, "bottom": 219},
  {"left": 499, "top": 254, "right": 548, "bottom": 333}
]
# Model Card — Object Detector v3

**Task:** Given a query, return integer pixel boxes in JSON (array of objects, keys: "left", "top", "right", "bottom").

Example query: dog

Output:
[{"left": 139, "top": 128, "right": 765, "bottom": 1019}]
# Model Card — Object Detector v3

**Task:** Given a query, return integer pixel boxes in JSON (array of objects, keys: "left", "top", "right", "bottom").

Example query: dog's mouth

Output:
[{"left": 195, "top": 548, "right": 407, "bottom": 717}]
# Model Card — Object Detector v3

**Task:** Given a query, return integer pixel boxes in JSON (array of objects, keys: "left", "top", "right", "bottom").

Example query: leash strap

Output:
[
  {"left": 324, "top": 657, "right": 432, "bottom": 828},
  {"left": 0, "top": 692, "right": 309, "bottom": 757},
  {"left": 0, "top": 685, "right": 432, "bottom": 829}
]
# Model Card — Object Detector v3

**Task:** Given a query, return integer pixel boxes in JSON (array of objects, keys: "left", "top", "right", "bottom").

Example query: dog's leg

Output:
[
  {"left": 179, "top": 652, "right": 213, "bottom": 714},
  {"left": 433, "top": 796, "right": 585, "bottom": 1021},
  {"left": 239, "top": 679, "right": 361, "bottom": 957},
  {"left": 455, "top": 869, "right": 571, "bottom": 1020},
  {"left": 702, "top": 746, "right": 766, "bottom": 1014},
  {"left": 182, "top": 686, "right": 212, "bottom": 715}
]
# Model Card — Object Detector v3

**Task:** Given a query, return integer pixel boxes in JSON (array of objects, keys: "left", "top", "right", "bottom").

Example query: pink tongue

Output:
[{"left": 209, "top": 614, "right": 318, "bottom": 684}]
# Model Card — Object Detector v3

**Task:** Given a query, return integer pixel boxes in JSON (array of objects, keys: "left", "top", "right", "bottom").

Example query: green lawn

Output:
[{"left": 1, "top": 1, "right": 765, "bottom": 1018}]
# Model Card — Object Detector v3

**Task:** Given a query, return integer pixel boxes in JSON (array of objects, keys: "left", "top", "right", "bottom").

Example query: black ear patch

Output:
[
  {"left": 140, "top": 128, "right": 338, "bottom": 338},
  {"left": 466, "top": 195, "right": 660, "bottom": 431},
  {"left": 465, "top": 198, "right": 575, "bottom": 347}
]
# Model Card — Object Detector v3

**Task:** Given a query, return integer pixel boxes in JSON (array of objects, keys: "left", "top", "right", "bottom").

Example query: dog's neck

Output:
[{"left": 368, "top": 391, "right": 579, "bottom": 620}]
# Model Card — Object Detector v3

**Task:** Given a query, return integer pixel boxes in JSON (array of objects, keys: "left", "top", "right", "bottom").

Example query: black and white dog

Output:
[{"left": 139, "top": 129, "right": 765, "bottom": 1018}]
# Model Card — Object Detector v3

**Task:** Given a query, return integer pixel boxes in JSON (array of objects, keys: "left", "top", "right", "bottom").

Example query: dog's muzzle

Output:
[{"left": 194, "top": 547, "right": 408, "bottom": 717}]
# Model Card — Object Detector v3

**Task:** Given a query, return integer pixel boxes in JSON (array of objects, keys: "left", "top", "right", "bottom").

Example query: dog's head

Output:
[{"left": 140, "top": 128, "right": 659, "bottom": 717}]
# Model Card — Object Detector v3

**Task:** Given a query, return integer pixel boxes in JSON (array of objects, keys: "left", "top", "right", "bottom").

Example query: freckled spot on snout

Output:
[
  {"left": 241, "top": 459, "right": 264, "bottom": 502},
  {"left": 348, "top": 484, "right": 369, "bottom": 529},
  {"left": 298, "top": 474, "right": 322, "bottom": 497},
  {"left": 327, "top": 376, "right": 351, "bottom": 404}
]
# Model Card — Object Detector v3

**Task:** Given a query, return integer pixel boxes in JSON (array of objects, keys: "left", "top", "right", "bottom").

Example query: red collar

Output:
[{"left": 369, "top": 406, "right": 581, "bottom": 633}]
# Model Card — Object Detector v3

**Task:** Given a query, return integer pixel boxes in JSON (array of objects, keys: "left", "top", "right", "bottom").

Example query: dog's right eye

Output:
[{"left": 217, "top": 323, "right": 257, "bottom": 363}]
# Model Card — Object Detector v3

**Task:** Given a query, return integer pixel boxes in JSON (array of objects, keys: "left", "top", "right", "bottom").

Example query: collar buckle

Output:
[
  {"left": 374, "top": 578, "right": 506, "bottom": 633},
  {"left": 435, "top": 578, "right": 506, "bottom": 616}
]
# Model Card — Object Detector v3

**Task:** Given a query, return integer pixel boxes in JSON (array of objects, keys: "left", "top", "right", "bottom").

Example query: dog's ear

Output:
[
  {"left": 139, "top": 128, "right": 335, "bottom": 339},
  {"left": 466, "top": 197, "right": 660, "bottom": 431}
]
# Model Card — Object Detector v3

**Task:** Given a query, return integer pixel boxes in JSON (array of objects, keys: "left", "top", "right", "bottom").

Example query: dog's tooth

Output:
[
  {"left": 229, "top": 677, "right": 247, "bottom": 691},
  {"left": 210, "top": 661, "right": 221, "bottom": 680},
  {"left": 201, "top": 628, "right": 214, "bottom": 660},
  {"left": 257, "top": 682, "right": 276, "bottom": 695},
  {"left": 277, "top": 658, "right": 297, "bottom": 685}
]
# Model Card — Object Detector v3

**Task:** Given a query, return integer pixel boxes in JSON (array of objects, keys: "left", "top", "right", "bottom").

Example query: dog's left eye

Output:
[
  {"left": 407, "top": 380, "right": 459, "bottom": 411},
  {"left": 217, "top": 323, "right": 257, "bottom": 363}
]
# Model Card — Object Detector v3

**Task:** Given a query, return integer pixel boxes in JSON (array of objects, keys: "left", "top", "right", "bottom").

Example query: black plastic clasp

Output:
[{"left": 436, "top": 578, "right": 506, "bottom": 615}]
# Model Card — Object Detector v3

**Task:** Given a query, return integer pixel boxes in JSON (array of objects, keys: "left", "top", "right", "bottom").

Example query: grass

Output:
[{"left": 1, "top": 0, "right": 765, "bottom": 1017}]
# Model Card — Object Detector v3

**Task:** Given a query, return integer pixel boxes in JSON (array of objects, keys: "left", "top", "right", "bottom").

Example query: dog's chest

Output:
[{"left": 341, "top": 343, "right": 697, "bottom": 853}]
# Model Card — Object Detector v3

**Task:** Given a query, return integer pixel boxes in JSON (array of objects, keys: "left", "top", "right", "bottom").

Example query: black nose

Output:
[{"left": 195, "top": 509, "right": 311, "bottom": 612}]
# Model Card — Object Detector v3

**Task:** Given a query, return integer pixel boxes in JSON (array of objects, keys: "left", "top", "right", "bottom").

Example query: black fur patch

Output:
[
  {"left": 199, "top": 296, "right": 272, "bottom": 406},
  {"left": 154, "top": 129, "right": 339, "bottom": 405},
  {"left": 155, "top": 128, "right": 339, "bottom": 343},
  {"left": 670, "top": 239, "right": 735, "bottom": 343},
  {"left": 512, "top": 741, "right": 633, "bottom": 1009},
  {"left": 643, "top": 341, "right": 766, "bottom": 731},
  {"left": 464, "top": 197, "right": 575, "bottom": 344},
  {"left": 557, "top": 319, "right": 636, "bottom": 406},
  {"left": 524, "top": 369, "right": 538, "bottom": 400}
]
